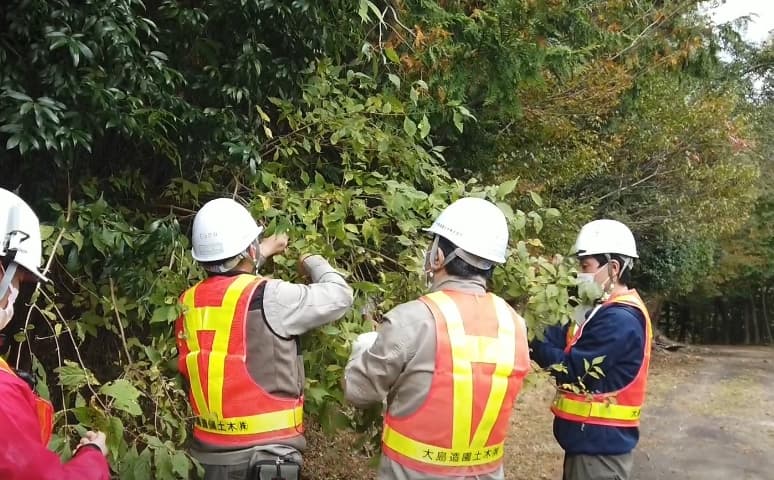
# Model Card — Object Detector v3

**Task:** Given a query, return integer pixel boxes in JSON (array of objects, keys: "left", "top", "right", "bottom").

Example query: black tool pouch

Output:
[{"left": 249, "top": 458, "right": 301, "bottom": 480}]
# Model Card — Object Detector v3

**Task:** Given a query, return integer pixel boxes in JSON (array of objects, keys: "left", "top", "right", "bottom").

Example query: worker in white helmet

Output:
[
  {"left": 531, "top": 219, "right": 653, "bottom": 480},
  {"left": 174, "top": 198, "right": 353, "bottom": 480},
  {"left": 0, "top": 188, "right": 110, "bottom": 479},
  {"left": 344, "top": 197, "right": 530, "bottom": 480}
]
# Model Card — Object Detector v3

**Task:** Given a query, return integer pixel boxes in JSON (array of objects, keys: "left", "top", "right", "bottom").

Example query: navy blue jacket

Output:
[{"left": 530, "top": 301, "right": 646, "bottom": 455}]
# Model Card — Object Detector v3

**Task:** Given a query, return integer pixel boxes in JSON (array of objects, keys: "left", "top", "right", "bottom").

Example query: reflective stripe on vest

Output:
[
  {"left": 552, "top": 396, "right": 641, "bottom": 421},
  {"left": 0, "top": 357, "right": 54, "bottom": 444},
  {"left": 178, "top": 275, "right": 303, "bottom": 444},
  {"left": 552, "top": 290, "right": 652, "bottom": 427},
  {"left": 382, "top": 291, "right": 530, "bottom": 475}
]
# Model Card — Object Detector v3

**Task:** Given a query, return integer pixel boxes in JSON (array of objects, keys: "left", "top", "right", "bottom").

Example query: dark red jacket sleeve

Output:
[{"left": 0, "top": 373, "right": 110, "bottom": 480}]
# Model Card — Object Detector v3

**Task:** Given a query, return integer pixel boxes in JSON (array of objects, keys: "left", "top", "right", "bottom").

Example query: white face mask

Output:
[
  {"left": 0, "top": 283, "right": 19, "bottom": 330},
  {"left": 576, "top": 270, "right": 605, "bottom": 304}
]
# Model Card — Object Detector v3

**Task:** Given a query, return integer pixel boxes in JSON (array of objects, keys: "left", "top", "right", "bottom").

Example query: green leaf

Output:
[
  {"left": 497, "top": 179, "right": 518, "bottom": 198},
  {"left": 513, "top": 211, "right": 527, "bottom": 231},
  {"left": 496, "top": 202, "right": 514, "bottom": 220},
  {"left": 387, "top": 73, "right": 400, "bottom": 89},
  {"left": 384, "top": 47, "right": 400, "bottom": 64},
  {"left": 6, "top": 135, "right": 21, "bottom": 150},
  {"left": 453, "top": 111, "right": 464, "bottom": 132},
  {"left": 56, "top": 360, "right": 100, "bottom": 389},
  {"left": 528, "top": 211, "right": 543, "bottom": 234},
  {"left": 410, "top": 87, "right": 418, "bottom": 104},
  {"left": 403, "top": 117, "right": 416, "bottom": 137},
  {"left": 3, "top": 90, "right": 33, "bottom": 102},
  {"left": 133, "top": 448, "right": 153, "bottom": 480},
  {"left": 107, "top": 416, "right": 125, "bottom": 455},
  {"left": 529, "top": 191, "right": 543, "bottom": 207},
  {"left": 154, "top": 446, "right": 174, "bottom": 478},
  {"left": 100, "top": 379, "right": 143, "bottom": 416},
  {"left": 418, "top": 115, "right": 430, "bottom": 139},
  {"left": 592, "top": 355, "right": 606, "bottom": 366},
  {"left": 171, "top": 450, "right": 190, "bottom": 478}
]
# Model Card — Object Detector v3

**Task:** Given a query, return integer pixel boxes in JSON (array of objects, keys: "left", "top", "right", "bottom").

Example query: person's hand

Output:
[
  {"left": 77, "top": 430, "right": 108, "bottom": 457},
  {"left": 259, "top": 234, "right": 289, "bottom": 258},
  {"left": 297, "top": 253, "right": 314, "bottom": 280},
  {"left": 351, "top": 332, "right": 378, "bottom": 359}
]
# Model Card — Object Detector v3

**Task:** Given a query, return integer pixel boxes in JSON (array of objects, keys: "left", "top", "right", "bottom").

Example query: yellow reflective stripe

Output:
[
  {"left": 553, "top": 396, "right": 641, "bottom": 421},
  {"left": 427, "top": 291, "right": 473, "bottom": 451},
  {"left": 612, "top": 293, "right": 654, "bottom": 341},
  {"left": 383, "top": 425, "right": 504, "bottom": 466},
  {"left": 0, "top": 357, "right": 13, "bottom": 375},
  {"left": 470, "top": 296, "right": 515, "bottom": 448},
  {"left": 182, "top": 290, "right": 208, "bottom": 415},
  {"left": 458, "top": 336, "right": 501, "bottom": 364},
  {"left": 195, "top": 405, "right": 303, "bottom": 435},
  {"left": 425, "top": 292, "right": 516, "bottom": 452},
  {"left": 209, "top": 276, "right": 253, "bottom": 414},
  {"left": 182, "top": 275, "right": 256, "bottom": 418}
]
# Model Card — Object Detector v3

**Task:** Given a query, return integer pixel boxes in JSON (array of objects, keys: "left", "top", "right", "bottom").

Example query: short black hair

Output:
[
  {"left": 436, "top": 236, "right": 494, "bottom": 280},
  {"left": 591, "top": 254, "right": 632, "bottom": 287}
]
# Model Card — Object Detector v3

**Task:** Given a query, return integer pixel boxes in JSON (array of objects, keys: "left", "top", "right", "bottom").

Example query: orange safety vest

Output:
[
  {"left": 552, "top": 290, "right": 652, "bottom": 428},
  {"left": 381, "top": 290, "right": 530, "bottom": 476},
  {"left": 0, "top": 357, "right": 54, "bottom": 445},
  {"left": 176, "top": 274, "right": 304, "bottom": 448}
]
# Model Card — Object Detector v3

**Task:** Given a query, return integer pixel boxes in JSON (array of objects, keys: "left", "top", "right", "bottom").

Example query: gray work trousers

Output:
[{"left": 563, "top": 453, "right": 633, "bottom": 480}]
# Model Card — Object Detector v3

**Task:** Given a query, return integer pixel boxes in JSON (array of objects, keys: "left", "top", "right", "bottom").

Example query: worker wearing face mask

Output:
[
  {"left": 531, "top": 219, "right": 653, "bottom": 480},
  {"left": 174, "top": 198, "right": 353, "bottom": 480},
  {"left": 344, "top": 197, "right": 531, "bottom": 480},
  {"left": 0, "top": 188, "right": 110, "bottom": 479}
]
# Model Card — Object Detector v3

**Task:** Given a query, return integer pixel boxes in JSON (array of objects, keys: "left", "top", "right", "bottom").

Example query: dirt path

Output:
[
  {"left": 506, "top": 346, "right": 774, "bottom": 480},
  {"left": 633, "top": 346, "right": 774, "bottom": 480}
]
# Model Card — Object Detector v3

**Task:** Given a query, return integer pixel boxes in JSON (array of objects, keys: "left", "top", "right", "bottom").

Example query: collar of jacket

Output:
[{"left": 429, "top": 275, "right": 487, "bottom": 295}]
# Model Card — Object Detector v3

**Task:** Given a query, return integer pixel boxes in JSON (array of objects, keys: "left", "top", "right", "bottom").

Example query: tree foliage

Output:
[{"left": 1, "top": 0, "right": 772, "bottom": 477}]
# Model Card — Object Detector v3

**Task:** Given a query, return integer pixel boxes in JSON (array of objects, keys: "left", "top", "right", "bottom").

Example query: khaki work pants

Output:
[{"left": 562, "top": 453, "right": 633, "bottom": 480}]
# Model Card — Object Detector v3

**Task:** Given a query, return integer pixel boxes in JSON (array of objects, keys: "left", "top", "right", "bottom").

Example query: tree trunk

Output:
[
  {"left": 750, "top": 295, "right": 760, "bottom": 345},
  {"left": 762, "top": 287, "right": 772, "bottom": 345},
  {"left": 743, "top": 301, "right": 752, "bottom": 345},
  {"left": 716, "top": 299, "right": 731, "bottom": 344},
  {"left": 678, "top": 304, "right": 690, "bottom": 343}
]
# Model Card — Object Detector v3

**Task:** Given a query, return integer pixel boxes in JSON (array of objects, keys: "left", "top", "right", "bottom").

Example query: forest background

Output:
[{"left": 1, "top": 0, "right": 773, "bottom": 477}]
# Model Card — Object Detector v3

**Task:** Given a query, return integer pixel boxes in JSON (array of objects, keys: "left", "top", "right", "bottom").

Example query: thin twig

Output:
[
  {"left": 109, "top": 277, "right": 133, "bottom": 366},
  {"left": 38, "top": 288, "right": 108, "bottom": 411},
  {"left": 15, "top": 180, "right": 72, "bottom": 368}
]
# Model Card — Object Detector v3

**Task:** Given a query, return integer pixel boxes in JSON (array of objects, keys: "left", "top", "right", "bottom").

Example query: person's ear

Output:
[
  {"left": 433, "top": 248, "right": 446, "bottom": 270},
  {"left": 609, "top": 259, "right": 621, "bottom": 279}
]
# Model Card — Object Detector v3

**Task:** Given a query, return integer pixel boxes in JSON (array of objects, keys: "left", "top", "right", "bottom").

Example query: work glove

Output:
[{"left": 351, "top": 332, "right": 378, "bottom": 360}]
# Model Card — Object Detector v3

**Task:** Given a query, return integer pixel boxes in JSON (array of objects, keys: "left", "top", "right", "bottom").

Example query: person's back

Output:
[
  {"left": 344, "top": 197, "right": 530, "bottom": 480},
  {"left": 0, "top": 188, "right": 110, "bottom": 480},
  {"left": 175, "top": 198, "right": 353, "bottom": 480}
]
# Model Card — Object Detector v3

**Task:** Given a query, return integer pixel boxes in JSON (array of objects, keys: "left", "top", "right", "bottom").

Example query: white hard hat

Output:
[
  {"left": 0, "top": 188, "right": 49, "bottom": 285},
  {"left": 191, "top": 198, "right": 264, "bottom": 263},
  {"left": 573, "top": 219, "right": 638, "bottom": 258},
  {"left": 425, "top": 197, "right": 509, "bottom": 264}
]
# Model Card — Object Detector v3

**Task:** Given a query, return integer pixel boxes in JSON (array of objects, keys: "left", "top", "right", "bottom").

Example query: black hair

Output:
[
  {"left": 436, "top": 236, "right": 494, "bottom": 280},
  {"left": 591, "top": 254, "right": 632, "bottom": 287}
]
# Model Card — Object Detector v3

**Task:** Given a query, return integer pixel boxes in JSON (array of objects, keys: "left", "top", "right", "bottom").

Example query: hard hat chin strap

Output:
[
  {"left": 442, "top": 248, "right": 493, "bottom": 270},
  {"left": 0, "top": 262, "right": 18, "bottom": 301},
  {"left": 602, "top": 253, "right": 633, "bottom": 289},
  {"left": 426, "top": 235, "right": 494, "bottom": 273}
]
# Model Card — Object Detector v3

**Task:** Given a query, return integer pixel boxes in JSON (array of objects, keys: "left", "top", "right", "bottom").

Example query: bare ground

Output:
[{"left": 304, "top": 346, "right": 774, "bottom": 479}]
